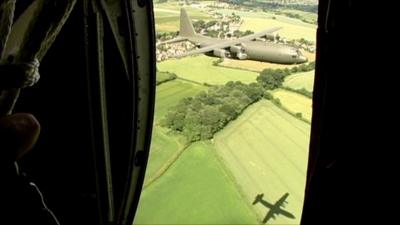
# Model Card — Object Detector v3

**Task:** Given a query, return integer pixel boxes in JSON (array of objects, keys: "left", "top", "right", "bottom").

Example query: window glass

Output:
[{"left": 136, "top": 1, "right": 318, "bottom": 224}]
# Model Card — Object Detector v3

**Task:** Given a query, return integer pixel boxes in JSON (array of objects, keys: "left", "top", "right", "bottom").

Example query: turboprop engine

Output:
[
  {"left": 230, "top": 46, "right": 248, "bottom": 60},
  {"left": 265, "top": 33, "right": 280, "bottom": 41},
  {"left": 213, "top": 49, "right": 230, "bottom": 58}
]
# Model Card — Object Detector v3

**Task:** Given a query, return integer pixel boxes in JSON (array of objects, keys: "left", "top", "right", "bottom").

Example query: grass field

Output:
[
  {"left": 154, "top": 79, "right": 207, "bottom": 121},
  {"left": 158, "top": 56, "right": 259, "bottom": 85},
  {"left": 279, "top": 9, "right": 318, "bottom": 24},
  {"left": 240, "top": 17, "right": 316, "bottom": 41},
  {"left": 283, "top": 70, "right": 315, "bottom": 92},
  {"left": 213, "top": 100, "right": 311, "bottom": 224},
  {"left": 272, "top": 89, "right": 313, "bottom": 122},
  {"left": 220, "top": 58, "right": 298, "bottom": 72},
  {"left": 217, "top": 9, "right": 316, "bottom": 28},
  {"left": 215, "top": 9, "right": 316, "bottom": 41},
  {"left": 154, "top": 5, "right": 212, "bottom": 32},
  {"left": 156, "top": 71, "right": 176, "bottom": 84},
  {"left": 135, "top": 141, "right": 259, "bottom": 224},
  {"left": 154, "top": 4, "right": 317, "bottom": 41},
  {"left": 144, "top": 80, "right": 208, "bottom": 185},
  {"left": 144, "top": 127, "right": 184, "bottom": 186}
]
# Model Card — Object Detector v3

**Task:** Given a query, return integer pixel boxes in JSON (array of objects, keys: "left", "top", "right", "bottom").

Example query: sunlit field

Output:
[
  {"left": 220, "top": 58, "right": 299, "bottom": 72},
  {"left": 158, "top": 56, "right": 259, "bottom": 85},
  {"left": 283, "top": 70, "right": 315, "bottom": 92},
  {"left": 154, "top": 5, "right": 212, "bottom": 32},
  {"left": 135, "top": 142, "right": 259, "bottom": 225},
  {"left": 144, "top": 80, "right": 207, "bottom": 186},
  {"left": 240, "top": 17, "right": 316, "bottom": 41},
  {"left": 272, "top": 89, "right": 313, "bottom": 122},
  {"left": 154, "top": 79, "right": 207, "bottom": 120},
  {"left": 214, "top": 100, "right": 310, "bottom": 224}
]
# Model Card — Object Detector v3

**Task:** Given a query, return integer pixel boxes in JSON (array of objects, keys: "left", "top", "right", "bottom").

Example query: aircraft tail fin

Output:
[
  {"left": 180, "top": 8, "right": 196, "bottom": 37},
  {"left": 253, "top": 193, "right": 264, "bottom": 205}
]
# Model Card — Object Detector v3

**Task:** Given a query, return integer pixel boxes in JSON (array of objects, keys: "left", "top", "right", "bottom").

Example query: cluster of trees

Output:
[
  {"left": 286, "top": 38, "right": 315, "bottom": 47},
  {"left": 274, "top": 11, "right": 317, "bottom": 24},
  {"left": 256, "top": 61, "right": 315, "bottom": 90},
  {"left": 161, "top": 81, "right": 264, "bottom": 141},
  {"left": 156, "top": 31, "right": 178, "bottom": 41},
  {"left": 231, "top": 30, "right": 254, "bottom": 38},
  {"left": 257, "top": 68, "right": 287, "bottom": 90},
  {"left": 192, "top": 13, "right": 245, "bottom": 38},
  {"left": 160, "top": 62, "right": 314, "bottom": 142},
  {"left": 156, "top": 71, "right": 177, "bottom": 85},
  {"left": 193, "top": 20, "right": 218, "bottom": 33},
  {"left": 223, "top": 0, "right": 318, "bottom": 13},
  {"left": 282, "top": 87, "right": 312, "bottom": 98}
]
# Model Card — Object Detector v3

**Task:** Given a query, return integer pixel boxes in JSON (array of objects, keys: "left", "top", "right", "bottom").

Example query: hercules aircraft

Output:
[
  {"left": 253, "top": 193, "right": 296, "bottom": 224},
  {"left": 159, "top": 8, "right": 308, "bottom": 64}
]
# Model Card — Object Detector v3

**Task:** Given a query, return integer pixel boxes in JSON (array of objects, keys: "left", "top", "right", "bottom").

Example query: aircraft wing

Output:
[
  {"left": 274, "top": 193, "right": 296, "bottom": 219},
  {"left": 275, "top": 193, "right": 289, "bottom": 207},
  {"left": 236, "top": 27, "right": 282, "bottom": 42},
  {"left": 157, "top": 37, "right": 188, "bottom": 46},
  {"left": 262, "top": 210, "right": 276, "bottom": 223},
  {"left": 178, "top": 27, "right": 282, "bottom": 57}
]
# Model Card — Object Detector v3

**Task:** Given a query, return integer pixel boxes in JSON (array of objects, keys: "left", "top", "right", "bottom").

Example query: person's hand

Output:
[{"left": 0, "top": 113, "right": 40, "bottom": 161}]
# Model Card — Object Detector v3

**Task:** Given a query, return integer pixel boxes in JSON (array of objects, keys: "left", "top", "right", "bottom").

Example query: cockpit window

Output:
[{"left": 136, "top": 0, "right": 318, "bottom": 224}]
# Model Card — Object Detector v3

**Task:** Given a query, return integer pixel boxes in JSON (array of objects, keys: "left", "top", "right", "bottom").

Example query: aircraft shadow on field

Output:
[{"left": 252, "top": 193, "right": 295, "bottom": 224}]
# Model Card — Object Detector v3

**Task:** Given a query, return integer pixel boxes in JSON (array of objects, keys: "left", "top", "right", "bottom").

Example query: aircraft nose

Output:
[{"left": 299, "top": 55, "right": 308, "bottom": 63}]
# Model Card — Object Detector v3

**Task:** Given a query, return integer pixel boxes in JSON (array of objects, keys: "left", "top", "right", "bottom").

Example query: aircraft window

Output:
[{"left": 136, "top": 0, "right": 318, "bottom": 224}]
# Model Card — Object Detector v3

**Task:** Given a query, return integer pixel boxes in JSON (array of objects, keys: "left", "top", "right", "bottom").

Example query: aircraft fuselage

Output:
[{"left": 193, "top": 36, "right": 307, "bottom": 64}]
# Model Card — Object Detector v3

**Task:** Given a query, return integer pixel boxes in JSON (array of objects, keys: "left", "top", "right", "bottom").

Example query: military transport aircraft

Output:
[
  {"left": 253, "top": 193, "right": 296, "bottom": 224},
  {"left": 159, "top": 8, "right": 308, "bottom": 64}
]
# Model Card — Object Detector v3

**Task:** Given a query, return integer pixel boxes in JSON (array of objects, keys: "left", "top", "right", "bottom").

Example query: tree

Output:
[
  {"left": 263, "top": 91, "right": 273, "bottom": 100},
  {"left": 244, "top": 83, "right": 264, "bottom": 102},
  {"left": 161, "top": 80, "right": 269, "bottom": 141},
  {"left": 183, "top": 109, "right": 202, "bottom": 142},
  {"left": 257, "top": 69, "right": 286, "bottom": 90},
  {"left": 220, "top": 102, "right": 238, "bottom": 121}
]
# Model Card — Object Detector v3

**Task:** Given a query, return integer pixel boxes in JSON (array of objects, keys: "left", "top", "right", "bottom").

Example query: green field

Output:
[
  {"left": 156, "top": 71, "right": 176, "bottom": 85},
  {"left": 279, "top": 9, "right": 318, "bottom": 24},
  {"left": 158, "top": 56, "right": 259, "bottom": 85},
  {"left": 213, "top": 100, "right": 310, "bottom": 224},
  {"left": 154, "top": 5, "right": 212, "bottom": 32},
  {"left": 283, "top": 70, "right": 315, "bottom": 92},
  {"left": 214, "top": 8, "right": 316, "bottom": 41},
  {"left": 144, "top": 127, "right": 184, "bottom": 186},
  {"left": 154, "top": 79, "right": 207, "bottom": 121},
  {"left": 154, "top": 4, "right": 317, "bottom": 41},
  {"left": 218, "top": 9, "right": 316, "bottom": 28},
  {"left": 272, "top": 89, "right": 313, "bottom": 122},
  {"left": 144, "top": 80, "right": 208, "bottom": 184},
  {"left": 240, "top": 17, "right": 316, "bottom": 41},
  {"left": 135, "top": 141, "right": 259, "bottom": 224},
  {"left": 220, "top": 57, "right": 298, "bottom": 72}
]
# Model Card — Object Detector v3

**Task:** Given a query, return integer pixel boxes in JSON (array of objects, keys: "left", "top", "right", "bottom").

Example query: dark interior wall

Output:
[
  {"left": 14, "top": 3, "right": 98, "bottom": 224},
  {"left": 301, "top": 1, "right": 387, "bottom": 224}
]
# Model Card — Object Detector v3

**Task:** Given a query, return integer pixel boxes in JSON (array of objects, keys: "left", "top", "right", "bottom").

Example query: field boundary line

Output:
[
  {"left": 215, "top": 61, "right": 262, "bottom": 73},
  {"left": 271, "top": 92, "right": 312, "bottom": 124},
  {"left": 176, "top": 77, "right": 213, "bottom": 87},
  {"left": 143, "top": 143, "right": 190, "bottom": 189}
]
